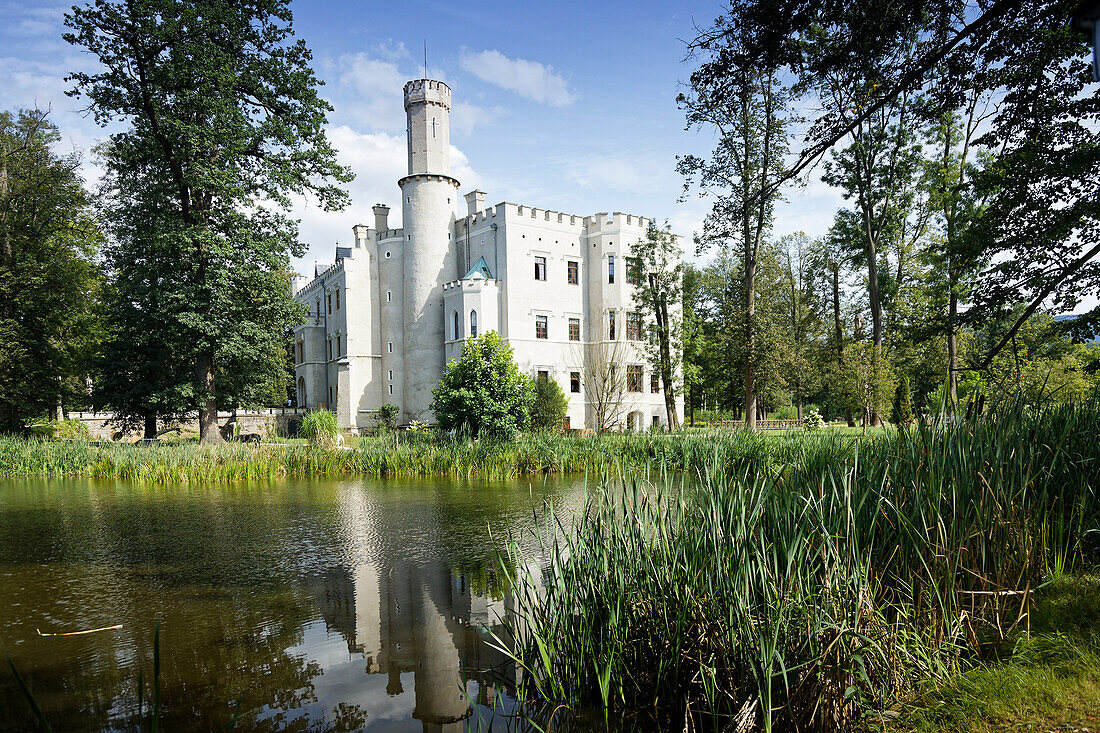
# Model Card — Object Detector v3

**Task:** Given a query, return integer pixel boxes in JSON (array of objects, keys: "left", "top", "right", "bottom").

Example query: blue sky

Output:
[{"left": 0, "top": 0, "right": 851, "bottom": 276}]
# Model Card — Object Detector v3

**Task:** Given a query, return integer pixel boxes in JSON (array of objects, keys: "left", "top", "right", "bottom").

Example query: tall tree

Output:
[
  {"left": 631, "top": 221, "right": 683, "bottom": 430},
  {"left": 685, "top": 0, "right": 1100, "bottom": 369},
  {"left": 809, "top": 229, "right": 858, "bottom": 425},
  {"left": 65, "top": 0, "right": 352, "bottom": 442},
  {"left": 0, "top": 109, "right": 102, "bottom": 431},
  {"left": 679, "top": 16, "right": 792, "bottom": 430}
]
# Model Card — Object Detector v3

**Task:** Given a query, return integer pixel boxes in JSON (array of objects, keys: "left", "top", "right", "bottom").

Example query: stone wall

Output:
[{"left": 67, "top": 408, "right": 307, "bottom": 441}]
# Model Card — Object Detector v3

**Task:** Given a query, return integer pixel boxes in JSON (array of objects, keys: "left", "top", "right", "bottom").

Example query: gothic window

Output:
[
  {"left": 470, "top": 310, "right": 478, "bottom": 337},
  {"left": 567, "top": 260, "right": 579, "bottom": 284},
  {"left": 335, "top": 289, "right": 340, "bottom": 310},
  {"left": 627, "top": 365, "right": 643, "bottom": 393},
  {"left": 627, "top": 312, "right": 643, "bottom": 341},
  {"left": 568, "top": 318, "right": 580, "bottom": 341},
  {"left": 608, "top": 255, "right": 615, "bottom": 283},
  {"left": 608, "top": 310, "right": 616, "bottom": 340},
  {"left": 570, "top": 371, "right": 581, "bottom": 393},
  {"left": 336, "top": 335, "right": 341, "bottom": 356},
  {"left": 452, "top": 310, "right": 461, "bottom": 340},
  {"left": 535, "top": 315, "right": 548, "bottom": 339},
  {"left": 327, "top": 293, "right": 332, "bottom": 314},
  {"left": 534, "top": 255, "right": 547, "bottom": 281}
]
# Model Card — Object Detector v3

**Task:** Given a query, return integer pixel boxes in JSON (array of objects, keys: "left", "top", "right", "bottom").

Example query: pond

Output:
[{"left": 0, "top": 476, "right": 588, "bottom": 731}]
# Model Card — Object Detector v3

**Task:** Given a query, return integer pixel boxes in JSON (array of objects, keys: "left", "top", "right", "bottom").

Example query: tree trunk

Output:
[
  {"left": 144, "top": 411, "right": 157, "bottom": 440},
  {"left": 833, "top": 268, "right": 856, "bottom": 427},
  {"left": 656, "top": 298, "right": 680, "bottom": 430},
  {"left": 197, "top": 350, "right": 220, "bottom": 443},
  {"left": 866, "top": 243, "right": 883, "bottom": 427},
  {"left": 948, "top": 289, "right": 958, "bottom": 409},
  {"left": 744, "top": 256, "right": 757, "bottom": 431}
]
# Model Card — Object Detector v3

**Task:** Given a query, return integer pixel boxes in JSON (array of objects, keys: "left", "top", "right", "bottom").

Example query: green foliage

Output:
[
  {"left": 298, "top": 409, "right": 338, "bottom": 448},
  {"left": 802, "top": 407, "right": 824, "bottom": 431},
  {"left": 431, "top": 332, "right": 534, "bottom": 438},
  {"left": 497, "top": 398, "right": 1100, "bottom": 730},
  {"left": 377, "top": 403, "right": 400, "bottom": 431},
  {"left": 530, "top": 377, "right": 569, "bottom": 432},
  {"left": 892, "top": 377, "right": 914, "bottom": 427},
  {"left": 65, "top": 0, "right": 352, "bottom": 441},
  {"left": 631, "top": 221, "right": 683, "bottom": 428},
  {"left": 839, "top": 342, "right": 896, "bottom": 426},
  {"left": 0, "top": 109, "right": 103, "bottom": 431}
]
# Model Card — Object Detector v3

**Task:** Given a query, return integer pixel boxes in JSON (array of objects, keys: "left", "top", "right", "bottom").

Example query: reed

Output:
[
  {"left": 493, "top": 397, "right": 1100, "bottom": 731},
  {"left": 0, "top": 429, "right": 858, "bottom": 482}
]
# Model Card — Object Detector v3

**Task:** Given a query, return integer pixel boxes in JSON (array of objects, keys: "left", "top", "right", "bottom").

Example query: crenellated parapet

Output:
[{"left": 403, "top": 79, "right": 451, "bottom": 111}]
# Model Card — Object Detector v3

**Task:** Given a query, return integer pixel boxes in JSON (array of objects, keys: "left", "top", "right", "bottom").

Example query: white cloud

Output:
[
  {"left": 459, "top": 50, "right": 574, "bottom": 107},
  {"left": 323, "top": 51, "right": 491, "bottom": 139},
  {"left": 564, "top": 152, "right": 670, "bottom": 195},
  {"left": 290, "top": 125, "right": 482, "bottom": 274}
]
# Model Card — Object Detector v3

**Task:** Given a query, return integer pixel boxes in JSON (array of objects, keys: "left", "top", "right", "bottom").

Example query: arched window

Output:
[
  {"left": 452, "top": 309, "right": 461, "bottom": 340},
  {"left": 470, "top": 310, "right": 478, "bottom": 337},
  {"left": 297, "top": 377, "right": 306, "bottom": 407}
]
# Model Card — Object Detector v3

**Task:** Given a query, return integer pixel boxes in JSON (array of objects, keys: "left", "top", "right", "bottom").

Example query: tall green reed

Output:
[{"left": 494, "top": 398, "right": 1100, "bottom": 731}]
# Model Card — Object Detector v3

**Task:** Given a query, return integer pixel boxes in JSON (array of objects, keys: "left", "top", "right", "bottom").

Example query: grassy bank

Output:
[
  {"left": 895, "top": 573, "right": 1100, "bottom": 732},
  {"left": 496, "top": 398, "right": 1100, "bottom": 731},
  {"left": 0, "top": 428, "right": 861, "bottom": 481}
]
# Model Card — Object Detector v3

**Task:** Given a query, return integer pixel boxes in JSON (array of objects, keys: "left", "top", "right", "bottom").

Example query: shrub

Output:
[
  {"left": 431, "top": 332, "right": 534, "bottom": 438},
  {"left": 530, "top": 377, "right": 569, "bottom": 431},
  {"left": 892, "top": 377, "right": 914, "bottom": 427},
  {"left": 49, "top": 419, "right": 91, "bottom": 440},
  {"left": 299, "top": 409, "right": 339, "bottom": 448},
  {"left": 803, "top": 407, "right": 824, "bottom": 431},
  {"left": 377, "top": 403, "right": 400, "bottom": 431}
]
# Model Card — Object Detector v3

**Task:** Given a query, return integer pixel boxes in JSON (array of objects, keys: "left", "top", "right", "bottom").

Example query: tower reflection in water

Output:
[{"left": 305, "top": 483, "right": 553, "bottom": 731}]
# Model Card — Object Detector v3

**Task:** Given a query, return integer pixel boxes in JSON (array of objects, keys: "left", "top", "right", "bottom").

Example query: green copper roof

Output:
[{"left": 462, "top": 256, "right": 494, "bottom": 280}]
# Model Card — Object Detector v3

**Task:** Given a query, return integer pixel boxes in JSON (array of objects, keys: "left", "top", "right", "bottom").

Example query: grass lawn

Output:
[{"left": 895, "top": 573, "right": 1100, "bottom": 732}]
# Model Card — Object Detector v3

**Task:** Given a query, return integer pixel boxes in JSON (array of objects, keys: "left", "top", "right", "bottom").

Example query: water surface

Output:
[{"left": 0, "top": 475, "right": 586, "bottom": 731}]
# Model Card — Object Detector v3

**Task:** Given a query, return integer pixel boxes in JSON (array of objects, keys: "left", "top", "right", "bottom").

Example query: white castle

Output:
[{"left": 292, "top": 78, "right": 683, "bottom": 432}]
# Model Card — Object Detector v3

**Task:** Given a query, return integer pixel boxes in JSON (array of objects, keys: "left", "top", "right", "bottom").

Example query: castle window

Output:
[
  {"left": 626, "top": 257, "right": 641, "bottom": 284},
  {"left": 568, "top": 318, "right": 580, "bottom": 342},
  {"left": 627, "top": 312, "right": 643, "bottom": 341},
  {"left": 567, "top": 260, "right": 579, "bottom": 284},
  {"left": 386, "top": 252, "right": 391, "bottom": 258},
  {"left": 653, "top": 415, "right": 660, "bottom": 427},
  {"left": 534, "top": 255, "right": 546, "bottom": 281},
  {"left": 295, "top": 341, "right": 303, "bottom": 364},
  {"left": 452, "top": 310, "right": 462, "bottom": 340},
  {"left": 651, "top": 371, "right": 660, "bottom": 393},
  {"left": 570, "top": 371, "right": 581, "bottom": 393},
  {"left": 470, "top": 310, "right": 478, "bottom": 337},
  {"left": 608, "top": 255, "right": 615, "bottom": 283},
  {"left": 388, "top": 370, "right": 393, "bottom": 380},
  {"left": 336, "top": 335, "right": 341, "bottom": 356},
  {"left": 389, "top": 384, "right": 393, "bottom": 395},
  {"left": 388, "top": 342, "right": 393, "bottom": 353},
  {"left": 535, "top": 315, "right": 548, "bottom": 340},
  {"left": 537, "top": 370, "right": 549, "bottom": 382},
  {"left": 608, "top": 310, "right": 616, "bottom": 340},
  {"left": 326, "top": 293, "right": 332, "bottom": 314},
  {"left": 386, "top": 291, "right": 392, "bottom": 302},
  {"left": 335, "top": 289, "right": 340, "bottom": 310},
  {"left": 627, "top": 365, "right": 643, "bottom": 393}
]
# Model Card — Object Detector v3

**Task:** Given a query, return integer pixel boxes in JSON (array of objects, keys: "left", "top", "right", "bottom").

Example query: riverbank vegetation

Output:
[
  {"left": 496, "top": 398, "right": 1100, "bottom": 731},
  {"left": 0, "top": 425, "right": 857, "bottom": 481}
]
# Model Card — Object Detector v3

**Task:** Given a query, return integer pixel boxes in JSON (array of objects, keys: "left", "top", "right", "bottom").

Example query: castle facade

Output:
[{"left": 292, "top": 78, "right": 682, "bottom": 432}]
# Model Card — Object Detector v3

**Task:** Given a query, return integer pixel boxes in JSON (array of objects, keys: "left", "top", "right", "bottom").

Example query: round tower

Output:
[{"left": 400, "top": 79, "right": 460, "bottom": 421}]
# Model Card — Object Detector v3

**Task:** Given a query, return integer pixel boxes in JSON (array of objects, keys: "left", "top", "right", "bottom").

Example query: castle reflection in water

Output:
[{"left": 304, "top": 484, "right": 552, "bottom": 731}]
